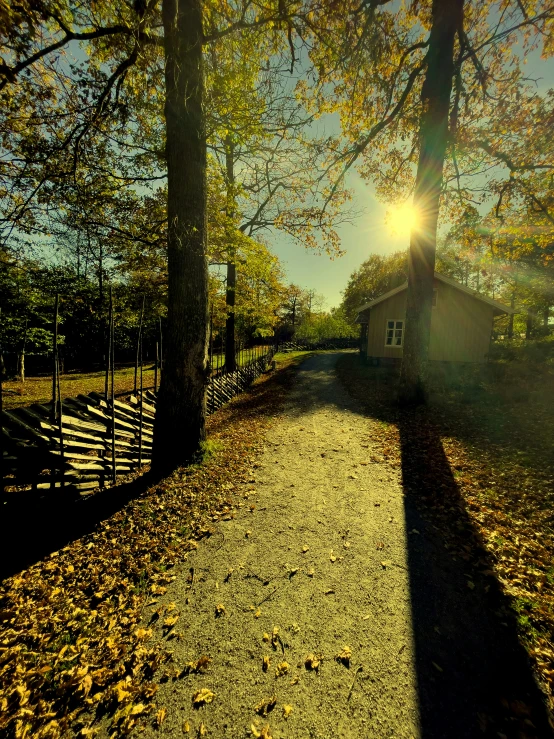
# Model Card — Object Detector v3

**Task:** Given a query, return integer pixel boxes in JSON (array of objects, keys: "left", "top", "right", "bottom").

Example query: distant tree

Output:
[{"left": 341, "top": 252, "right": 408, "bottom": 325}]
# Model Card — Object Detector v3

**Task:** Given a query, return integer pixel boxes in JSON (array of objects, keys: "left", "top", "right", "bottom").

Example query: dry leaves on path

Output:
[{"left": 0, "top": 365, "right": 296, "bottom": 738}]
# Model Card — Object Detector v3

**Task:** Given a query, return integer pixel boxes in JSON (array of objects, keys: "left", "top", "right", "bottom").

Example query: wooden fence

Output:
[{"left": 1, "top": 347, "right": 275, "bottom": 498}]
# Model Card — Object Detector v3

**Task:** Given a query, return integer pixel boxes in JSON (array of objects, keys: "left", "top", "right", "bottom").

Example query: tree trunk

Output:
[
  {"left": 526, "top": 308, "right": 533, "bottom": 340},
  {"left": 399, "top": 0, "right": 463, "bottom": 404},
  {"left": 225, "top": 136, "right": 237, "bottom": 371},
  {"left": 507, "top": 292, "right": 515, "bottom": 338},
  {"left": 153, "top": 0, "right": 208, "bottom": 474}
]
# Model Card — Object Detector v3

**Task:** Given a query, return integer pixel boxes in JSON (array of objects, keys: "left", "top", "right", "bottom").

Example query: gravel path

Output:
[{"left": 137, "top": 353, "right": 551, "bottom": 739}]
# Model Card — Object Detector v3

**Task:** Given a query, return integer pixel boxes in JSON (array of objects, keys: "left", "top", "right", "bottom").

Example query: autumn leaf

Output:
[
  {"left": 183, "top": 720, "right": 190, "bottom": 733},
  {"left": 329, "top": 551, "right": 336, "bottom": 562},
  {"left": 192, "top": 689, "right": 215, "bottom": 707},
  {"left": 251, "top": 723, "right": 273, "bottom": 738},
  {"left": 275, "top": 661, "right": 289, "bottom": 677},
  {"left": 163, "top": 613, "right": 179, "bottom": 629},
  {"left": 282, "top": 704, "right": 293, "bottom": 718},
  {"left": 198, "top": 722, "right": 207, "bottom": 736},
  {"left": 155, "top": 707, "right": 166, "bottom": 726},
  {"left": 254, "top": 695, "right": 276, "bottom": 716},
  {"left": 305, "top": 654, "right": 321, "bottom": 671},
  {"left": 215, "top": 603, "right": 226, "bottom": 617},
  {"left": 180, "top": 656, "right": 211, "bottom": 677},
  {"left": 262, "top": 656, "right": 271, "bottom": 672},
  {"left": 302, "top": 545, "right": 309, "bottom": 553},
  {"left": 335, "top": 646, "right": 352, "bottom": 667}
]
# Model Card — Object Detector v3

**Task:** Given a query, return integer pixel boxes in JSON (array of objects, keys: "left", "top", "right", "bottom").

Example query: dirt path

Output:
[{"left": 137, "top": 353, "right": 551, "bottom": 739}]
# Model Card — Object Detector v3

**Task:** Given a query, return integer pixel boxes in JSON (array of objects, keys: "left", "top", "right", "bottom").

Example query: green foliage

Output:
[{"left": 340, "top": 252, "right": 408, "bottom": 325}]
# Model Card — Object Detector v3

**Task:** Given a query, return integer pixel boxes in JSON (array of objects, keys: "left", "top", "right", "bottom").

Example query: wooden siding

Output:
[
  {"left": 366, "top": 279, "right": 494, "bottom": 363},
  {"left": 367, "top": 291, "right": 407, "bottom": 358}
]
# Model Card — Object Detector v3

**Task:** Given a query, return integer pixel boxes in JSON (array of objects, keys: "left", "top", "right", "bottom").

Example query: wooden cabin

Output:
[{"left": 355, "top": 273, "right": 514, "bottom": 364}]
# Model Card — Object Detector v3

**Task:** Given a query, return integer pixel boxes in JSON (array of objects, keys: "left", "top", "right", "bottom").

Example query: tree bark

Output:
[
  {"left": 225, "top": 136, "right": 237, "bottom": 371},
  {"left": 153, "top": 0, "right": 208, "bottom": 473},
  {"left": 507, "top": 291, "right": 515, "bottom": 338},
  {"left": 399, "top": 0, "right": 464, "bottom": 404},
  {"left": 526, "top": 308, "right": 533, "bottom": 340}
]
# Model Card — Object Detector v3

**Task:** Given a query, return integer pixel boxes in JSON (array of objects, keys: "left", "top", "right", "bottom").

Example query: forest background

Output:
[{"left": 1, "top": 1, "right": 553, "bottom": 400}]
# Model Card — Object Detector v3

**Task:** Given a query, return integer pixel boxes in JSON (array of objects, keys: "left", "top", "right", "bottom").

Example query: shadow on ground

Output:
[
  {"left": 0, "top": 357, "right": 301, "bottom": 582},
  {"left": 292, "top": 352, "right": 552, "bottom": 738},
  {"left": 0, "top": 474, "right": 153, "bottom": 580}
]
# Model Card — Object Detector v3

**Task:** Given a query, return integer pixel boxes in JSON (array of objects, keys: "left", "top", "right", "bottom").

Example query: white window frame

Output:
[{"left": 385, "top": 319, "right": 404, "bottom": 348}]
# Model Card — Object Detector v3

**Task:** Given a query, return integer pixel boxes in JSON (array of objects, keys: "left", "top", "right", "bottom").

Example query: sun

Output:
[{"left": 386, "top": 203, "right": 419, "bottom": 238}]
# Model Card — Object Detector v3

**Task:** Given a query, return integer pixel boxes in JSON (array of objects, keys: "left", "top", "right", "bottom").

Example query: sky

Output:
[
  {"left": 269, "top": 172, "right": 408, "bottom": 309},
  {"left": 269, "top": 48, "right": 554, "bottom": 311}
]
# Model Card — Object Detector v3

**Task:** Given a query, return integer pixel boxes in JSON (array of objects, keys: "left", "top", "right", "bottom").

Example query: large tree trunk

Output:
[
  {"left": 225, "top": 137, "right": 237, "bottom": 372},
  {"left": 399, "top": 0, "right": 463, "bottom": 404},
  {"left": 153, "top": 0, "right": 208, "bottom": 473}
]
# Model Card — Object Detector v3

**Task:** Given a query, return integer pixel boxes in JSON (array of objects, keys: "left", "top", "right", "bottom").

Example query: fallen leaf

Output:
[
  {"left": 290, "top": 675, "right": 299, "bottom": 685},
  {"left": 198, "top": 723, "right": 207, "bottom": 736},
  {"left": 343, "top": 541, "right": 351, "bottom": 549},
  {"left": 305, "top": 654, "right": 321, "bottom": 671},
  {"left": 215, "top": 603, "right": 226, "bottom": 617},
  {"left": 245, "top": 530, "right": 252, "bottom": 538},
  {"left": 329, "top": 552, "right": 337, "bottom": 563},
  {"left": 324, "top": 588, "right": 335, "bottom": 595},
  {"left": 335, "top": 646, "right": 352, "bottom": 667},
  {"left": 262, "top": 632, "right": 270, "bottom": 642},
  {"left": 183, "top": 720, "right": 190, "bottom": 733},
  {"left": 254, "top": 695, "right": 276, "bottom": 716},
  {"left": 192, "top": 688, "right": 215, "bottom": 707},
  {"left": 163, "top": 613, "right": 179, "bottom": 629},
  {"left": 251, "top": 724, "right": 273, "bottom": 738},
  {"left": 467, "top": 581, "right": 475, "bottom": 590},
  {"left": 155, "top": 708, "right": 166, "bottom": 726},
  {"left": 283, "top": 704, "right": 293, "bottom": 718},
  {"left": 254, "top": 608, "right": 262, "bottom": 619},
  {"left": 180, "top": 656, "right": 211, "bottom": 677},
  {"left": 302, "top": 546, "right": 309, "bottom": 553},
  {"left": 306, "top": 568, "right": 315, "bottom": 577},
  {"left": 381, "top": 560, "right": 392, "bottom": 569},
  {"left": 275, "top": 661, "right": 289, "bottom": 677}
]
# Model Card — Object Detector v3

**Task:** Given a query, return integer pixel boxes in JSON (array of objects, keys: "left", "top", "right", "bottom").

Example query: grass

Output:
[
  {"left": 2, "top": 364, "right": 156, "bottom": 409},
  {"left": 2, "top": 347, "right": 275, "bottom": 410}
]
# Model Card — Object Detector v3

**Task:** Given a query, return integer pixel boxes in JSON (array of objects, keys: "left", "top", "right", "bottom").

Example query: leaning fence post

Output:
[
  {"left": 154, "top": 340, "right": 159, "bottom": 394},
  {"left": 139, "top": 318, "right": 143, "bottom": 467},
  {"left": 105, "top": 295, "right": 112, "bottom": 403},
  {"left": 57, "top": 343, "right": 64, "bottom": 490},
  {"left": 0, "top": 309, "right": 5, "bottom": 500},
  {"left": 134, "top": 297, "right": 144, "bottom": 394},
  {"left": 110, "top": 288, "right": 116, "bottom": 485}
]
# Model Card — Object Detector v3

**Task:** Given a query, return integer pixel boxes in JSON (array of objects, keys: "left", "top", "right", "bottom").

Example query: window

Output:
[
  {"left": 432, "top": 288, "right": 438, "bottom": 308},
  {"left": 385, "top": 319, "right": 403, "bottom": 347}
]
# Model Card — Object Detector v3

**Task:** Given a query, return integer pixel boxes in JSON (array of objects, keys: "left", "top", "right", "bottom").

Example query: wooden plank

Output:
[
  {"left": 51, "top": 450, "right": 105, "bottom": 462},
  {"left": 39, "top": 421, "right": 103, "bottom": 444},
  {"left": 49, "top": 437, "right": 105, "bottom": 452},
  {"left": 67, "top": 461, "right": 131, "bottom": 472},
  {"left": 61, "top": 414, "right": 105, "bottom": 433}
]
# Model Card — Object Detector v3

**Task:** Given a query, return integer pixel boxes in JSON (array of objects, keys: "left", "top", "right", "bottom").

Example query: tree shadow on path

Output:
[
  {"left": 398, "top": 411, "right": 552, "bottom": 738},
  {"left": 314, "top": 352, "right": 554, "bottom": 738}
]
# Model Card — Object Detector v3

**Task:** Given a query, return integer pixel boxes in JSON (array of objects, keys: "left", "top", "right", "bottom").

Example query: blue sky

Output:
[{"left": 269, "top": 173, "right": 408, "bottom": 309}]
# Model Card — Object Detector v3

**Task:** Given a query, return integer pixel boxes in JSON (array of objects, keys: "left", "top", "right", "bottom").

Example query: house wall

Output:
[{"left": 366, "top": 280, "right": 494, "bottom": 363}]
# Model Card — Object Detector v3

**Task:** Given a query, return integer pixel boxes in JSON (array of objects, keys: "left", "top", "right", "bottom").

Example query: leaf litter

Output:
[{"left": 0, "top": 364, "right": 294, "bottom": 737}]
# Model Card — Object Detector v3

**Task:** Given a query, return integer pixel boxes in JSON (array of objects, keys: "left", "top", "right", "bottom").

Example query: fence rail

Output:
[{"left": 1, "top": 346, "right": 276, "bottom": 498}]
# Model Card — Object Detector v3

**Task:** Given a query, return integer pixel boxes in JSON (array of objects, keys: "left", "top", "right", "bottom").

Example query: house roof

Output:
[{"left": 355, "top": 272, "right": 515, "bottom": 322}]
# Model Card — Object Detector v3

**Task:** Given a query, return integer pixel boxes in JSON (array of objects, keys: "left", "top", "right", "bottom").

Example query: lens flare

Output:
[{"left": 386, "top": 203, "right": 419, "bottom": 238}]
